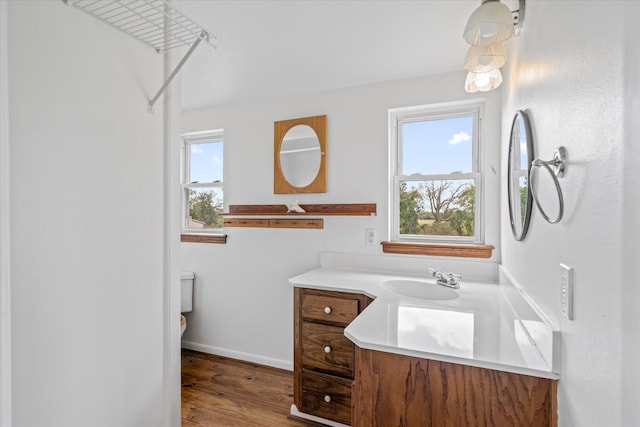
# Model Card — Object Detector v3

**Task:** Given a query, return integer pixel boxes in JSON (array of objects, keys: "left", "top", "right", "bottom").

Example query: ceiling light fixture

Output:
[
  {"left": 465, "top": 69, "right": 503, "bottom": 93},
  {"left": 463, "top": 0, "right": 525, "bottom": 93},
  {"left": 464, "top": 43, "right": 506, "bottom": 73}
]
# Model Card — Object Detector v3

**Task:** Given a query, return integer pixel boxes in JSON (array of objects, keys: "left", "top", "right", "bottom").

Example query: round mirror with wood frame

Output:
[{"left": 274, "top": 115, "right": 327, "bottom": 194}]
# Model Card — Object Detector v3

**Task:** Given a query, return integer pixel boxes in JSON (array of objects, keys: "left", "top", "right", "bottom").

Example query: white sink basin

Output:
[{"left": 380, "top": 279, "right": 459, "bottom": 301}]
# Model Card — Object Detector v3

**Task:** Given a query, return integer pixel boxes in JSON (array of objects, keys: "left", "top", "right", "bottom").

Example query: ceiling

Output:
[{"left": 179, "top": 0, "right": 482, "bottom": 111}]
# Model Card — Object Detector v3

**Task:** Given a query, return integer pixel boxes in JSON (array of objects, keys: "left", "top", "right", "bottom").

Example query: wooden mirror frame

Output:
[{"left": 274, "top": 115, "right": 327, "bottom": 194}]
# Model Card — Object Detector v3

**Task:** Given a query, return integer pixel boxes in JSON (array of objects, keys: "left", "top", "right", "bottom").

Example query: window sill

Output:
[
  {"left": 381, "top": 241, "right": 494, "bottom": 258},
  {"left": 181, "top": 233, "right": 227, "bottom": 244}
]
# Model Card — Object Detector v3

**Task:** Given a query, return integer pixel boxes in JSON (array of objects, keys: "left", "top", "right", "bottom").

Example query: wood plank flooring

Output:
[{"left": 181, "top": 349, "right": 323, "bottom": 427}]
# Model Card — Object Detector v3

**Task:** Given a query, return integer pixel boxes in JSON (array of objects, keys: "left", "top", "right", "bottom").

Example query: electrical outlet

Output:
[
  {"left": 560, "top": 264, "right": 574, "bottom": 320},
  {"left": 365, "top": 228, "right": 377, "bottom": 246}
]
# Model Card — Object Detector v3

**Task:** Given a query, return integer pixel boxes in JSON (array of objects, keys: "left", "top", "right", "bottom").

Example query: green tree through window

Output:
[
  {"left": 399, "top": 181, "right": 475, "bottom": 237},
  {"left": 188, "top": 189, "right": 223, "bottom": 228},
  {"left": 399, "top": 182, "right": 425, "bottom": 234}
]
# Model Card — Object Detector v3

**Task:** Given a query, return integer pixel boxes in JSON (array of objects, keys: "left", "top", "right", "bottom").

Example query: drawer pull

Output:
[
  {"left": 324, "top": 306, "right": 332, "bottom": 314},
  {"left": 324, "top": 345, "right": 332, "bottom": 353},
  {"left": 324, "top": 395, "right": 332, "bottom": 403}
]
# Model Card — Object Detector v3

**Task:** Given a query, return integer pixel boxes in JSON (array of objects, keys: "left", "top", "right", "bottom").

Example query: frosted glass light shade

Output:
[
  {"left": 463, "top": 1, "right": 514, "bottom": 46},
  {"left": 464, "top": 43, "right": 506, "bottom": 73},
  {"left": 465, "top": 69, "right": 503, "bottom": 93}
]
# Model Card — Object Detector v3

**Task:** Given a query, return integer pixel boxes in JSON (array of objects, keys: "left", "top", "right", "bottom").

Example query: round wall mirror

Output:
[
  {"left": 279, "top": 124, "right": 321, "bottom": 188},
  {"left": 274, "top": 115, "right": 326, "bottom": 194},
  {"left": 507, "top": 110, "right": 534, "bottom": 241}
]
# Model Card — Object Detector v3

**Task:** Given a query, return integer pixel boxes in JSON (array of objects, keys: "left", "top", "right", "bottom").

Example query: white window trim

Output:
[
  {"left": 181, "top": 129, "right": 224, "bottom": 234},
  {"left": 389, "top": 101, "right": 485, "bottom": 245}
]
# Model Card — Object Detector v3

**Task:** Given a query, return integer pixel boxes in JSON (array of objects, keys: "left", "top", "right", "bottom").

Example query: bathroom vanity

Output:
[
  {"left": 290, "top": 253, "right": 559, "bottom": 427},
  {"left": 351, "top": 347, "right": 555, "bottom": 426},
  {"left": 293, "top": 288, "right": 373, "bottom": 425}
]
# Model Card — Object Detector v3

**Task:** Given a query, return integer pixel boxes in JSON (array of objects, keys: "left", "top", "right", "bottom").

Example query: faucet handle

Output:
[
  {"left": 428, "top": 268, "right": 439, "bottom": 276},
  {"left": 445, "top": 272, "right": 462, "bottom": 287}
]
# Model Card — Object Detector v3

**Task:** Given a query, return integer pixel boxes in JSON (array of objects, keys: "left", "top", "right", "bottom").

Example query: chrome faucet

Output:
[{"left": 429, "top": 268, "right": 461, "bottom": 289}]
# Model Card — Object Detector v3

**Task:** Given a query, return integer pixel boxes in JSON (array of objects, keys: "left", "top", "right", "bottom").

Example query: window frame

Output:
[
  {"left": 389, "top": 101, "right": 484, "bottom": 245},
  {"left": 181, "top": 129, "right": 224, "bottom": 234}
]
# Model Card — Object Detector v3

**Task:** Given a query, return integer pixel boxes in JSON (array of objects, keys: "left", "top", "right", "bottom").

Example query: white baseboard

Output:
[{"left": 181, "top": 340, "right": 293, "bottom": 371}]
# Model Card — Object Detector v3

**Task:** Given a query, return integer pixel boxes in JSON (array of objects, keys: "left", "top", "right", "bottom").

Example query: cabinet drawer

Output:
[
  {"left": 301, "top": 369, "right": 352, "bottom": 425},
  {"left": 301, "top": 293, "right": 359, "bottom": 327},
  {"left": 301, "top": 322, "right": 353, "bottom": 377}
]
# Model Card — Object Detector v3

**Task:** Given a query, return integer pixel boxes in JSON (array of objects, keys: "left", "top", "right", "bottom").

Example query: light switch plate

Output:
[
  {"left": 560, "top": 264, "right": 574, "bottom": 320},
  {"left": 365, "top": 228, "right": 377, "bottom": 246}
]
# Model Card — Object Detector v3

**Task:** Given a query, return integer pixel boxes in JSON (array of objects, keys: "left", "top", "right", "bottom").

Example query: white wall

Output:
[
  {"left": 500, "top": 1, "right": 639, "bottom": 425},
  {"left": 621, "top": 2, "right": 640, "bottom": 423},
  {"left": 0, "top": 1, "right": 12, "bottom": 425},
  {"left": 7, "top": 2, "right": 177, "bottom": 426},
  {"left": 181, "top": 72, "right": 501, "bottom": 368}
]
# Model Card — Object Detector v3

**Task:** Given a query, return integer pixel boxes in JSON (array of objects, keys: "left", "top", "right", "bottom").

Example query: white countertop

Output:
[{"left": 289, "top": 266, "right": 559, "bottom": 380}]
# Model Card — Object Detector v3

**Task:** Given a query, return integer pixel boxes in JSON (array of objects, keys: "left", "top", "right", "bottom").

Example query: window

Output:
[
  {"left": 181, "top": 129, "right": 224, "bottom": 233},
  {"left": 390, "top": 101, "right": 483, "bottom": 245}
]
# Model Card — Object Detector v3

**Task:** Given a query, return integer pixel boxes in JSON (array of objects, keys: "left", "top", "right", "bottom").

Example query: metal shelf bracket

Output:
[
  {"left": 63, "top": 0, "right": 215, "bottom": 112},
  {"left": 148, "top": 31, "right": 205, "bottom": 112}
]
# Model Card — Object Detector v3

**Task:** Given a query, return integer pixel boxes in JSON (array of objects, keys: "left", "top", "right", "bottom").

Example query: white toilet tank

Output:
[{"left": 180, "top": 272, "right": 194, "bottom": 313}]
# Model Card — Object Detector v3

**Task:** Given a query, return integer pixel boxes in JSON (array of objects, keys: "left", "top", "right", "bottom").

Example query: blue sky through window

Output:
[
  {"left": 189, "top": 141, "right": 223, "bottom": 183},
  {"left": 402, "top": 116, "right": 473, "bottom": 175}
]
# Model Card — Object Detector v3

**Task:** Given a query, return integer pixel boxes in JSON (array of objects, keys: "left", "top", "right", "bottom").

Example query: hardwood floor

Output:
[{"left": 181, "top": 349, "right": 322, "bottom": 427}]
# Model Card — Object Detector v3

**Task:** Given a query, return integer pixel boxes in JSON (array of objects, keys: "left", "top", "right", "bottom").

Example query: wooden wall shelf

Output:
[
  {"left": 181, "top": 234, "right": 227, "bottom": 244},
  {"left": 224, "top": 218, "right": 323, "bottom": 229},
  {"left": 227, "top": 203, "right": 376, "bottom": 216}
]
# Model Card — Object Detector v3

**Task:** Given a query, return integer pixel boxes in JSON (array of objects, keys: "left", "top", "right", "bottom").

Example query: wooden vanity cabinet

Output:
[
  {"left": 352, "top": 347, "right": 558, "bottom": 427},
  {"left": 294, "top": 288, "right": 373, "bottom": 425}
]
